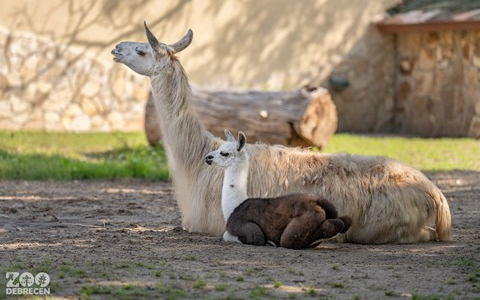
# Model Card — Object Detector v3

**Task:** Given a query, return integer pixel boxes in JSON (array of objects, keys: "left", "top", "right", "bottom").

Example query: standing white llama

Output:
[
  {"left": 205, "top": 129, "right": 352, "bottom": 249},
  {"left": 111, "top": 22, "right": 452, "bottom": 243}
]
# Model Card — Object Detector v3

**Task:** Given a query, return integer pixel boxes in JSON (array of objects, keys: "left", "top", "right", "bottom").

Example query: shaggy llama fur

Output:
[{"left": 111, "top": 23, "right": 452, "bottom": 244}]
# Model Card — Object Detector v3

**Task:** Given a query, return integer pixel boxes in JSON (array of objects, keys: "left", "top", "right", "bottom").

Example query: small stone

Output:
[
  {"left": 106, "top": 111, "right": 123, "bottom": 127},
  {"left": 81, "top": 81, "right": 100, "bottom": 97},
  {"left": 417, "top": 48, "right": 436, "bottom": 70},
  {"left": 71, "top": 115, "right": 91, "bottom": 131},
  {"left": 11, "top": 95, "right": 30, "bottom": 113},
  {"left": 399, "top": 58, "right": 414, "bottom": 75},
  {"left": 110, "top": 67, "right": 126, "bottom": 100},
  {"left": 45, "top": 112, "right": 60, "bottom": 123},
  {"left": 80, "top": 97, "right": 97, "bottom": 116},
  {"left": 64, "top": 104, "right": 83, "bottom": 117},
  {"left": 414, "top": 71, "right": 434, "bottom": 97},
  {"left": 37, "top": 82, "right": 53, "bottom": 94}
]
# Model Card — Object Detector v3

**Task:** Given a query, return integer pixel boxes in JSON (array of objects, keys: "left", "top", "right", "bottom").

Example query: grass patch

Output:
[
  {"left": 468, "top": 270, "right": 480, "bottom": 283},
  {"left": 0, "top": 131, "right": 169, "bottom": 180},
  {"left": 213, "top": 283, "right": 227, "bottom": 291},
  {"left": 185, "top": 255, "right": 196, "bottom": 261},
  {"left": 249, "top": 285, "right": 267, "bottom": 298},
  {"left": 411, "top": 295, "right": 454, "bottom": 300},
  {"left": 80, "top": 284, "right": 149, "bottom": 300},
  {"left": 58, "top": 264, "right": 88, "bottom": 279},
  {"left": 324, "top": 134, "right": 480, "bottom": 172},
  {"left": 0, "top": 131, "right": 478, "bottom": 180},
  {"left": 452, "top": 259, "right": 476, "bottom": 267},
  {"left": 193, "top": 280, "right": 208, "bottom": 289},
  {"left": 274, "top": 280, "right": 282, "bottom": 288},
  {"left": 302, "top": 285, "right": 316, "bottom": 296},
  {"left": 155, "top": 281, "right": 187, "bottom": 298},
  {"left": 330, "top": 282, "right": 345, "bottom": 288}
]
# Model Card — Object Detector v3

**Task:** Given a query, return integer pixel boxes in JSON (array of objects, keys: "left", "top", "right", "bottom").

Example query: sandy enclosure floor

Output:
[{"left": 0, "top": 171, "right": 479, "bottom": 299}]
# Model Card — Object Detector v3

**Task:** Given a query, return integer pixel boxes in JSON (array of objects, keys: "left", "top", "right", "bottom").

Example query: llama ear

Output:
[
  {"left": 237, "top": 132, "right": 246, "bottom": 151},
  {"left": 224, "top": 129, "right": 236, "bottom": 142},
  {"left": 170, "top": 29, "right": 193, "bottom": 54},
  {"left": 144, "top": 21, "right": 160, "bottom": 52}
]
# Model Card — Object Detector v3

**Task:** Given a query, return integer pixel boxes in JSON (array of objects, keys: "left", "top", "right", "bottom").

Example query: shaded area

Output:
[{"left": 0, "top": 173, "right": 479, "bottom": 299}]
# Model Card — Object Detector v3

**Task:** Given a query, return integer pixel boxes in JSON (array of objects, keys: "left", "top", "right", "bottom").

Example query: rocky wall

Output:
[
  {"left": 394, "top": 30, "right": 480, "bottom": 137},
  {"left": 0, "top": 26, "right": 149, "bottom": 132},
  {"left": 326, "top": 26, "right": 396, "bottom": 133}
]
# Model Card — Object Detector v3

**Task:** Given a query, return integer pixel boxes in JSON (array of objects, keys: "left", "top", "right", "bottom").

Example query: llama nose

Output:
[{"left": 205, "top": 155, "right": 213, "bottom": 165}]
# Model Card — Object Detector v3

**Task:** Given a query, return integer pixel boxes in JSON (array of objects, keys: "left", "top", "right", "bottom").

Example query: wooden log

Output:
[{"left": 144, "top": 86, "right": 337, "bottom": 149}]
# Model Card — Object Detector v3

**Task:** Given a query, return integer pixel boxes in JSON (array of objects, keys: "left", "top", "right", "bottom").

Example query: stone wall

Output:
[
  {"left": 325, "top": 26, "right": 396, "bottom": 133},
  {"left": 0, "top": 26, "right": 149, "bottom": 131},
  {"left": 394, "top": 30, "right": 480, "bottom": 137}
]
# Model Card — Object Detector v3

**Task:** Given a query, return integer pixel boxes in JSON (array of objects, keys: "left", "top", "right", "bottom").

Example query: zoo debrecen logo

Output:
[{"left": 6, "top": 272, "right": 50, "bottom": 295}]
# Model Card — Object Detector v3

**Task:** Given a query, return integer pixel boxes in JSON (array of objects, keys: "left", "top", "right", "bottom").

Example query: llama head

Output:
[
  {"left": 111, "top": 22, "right": 193, "bottom": 76},
  {"left": 205, "top": 129, "right": 247, "bottom": 168}
]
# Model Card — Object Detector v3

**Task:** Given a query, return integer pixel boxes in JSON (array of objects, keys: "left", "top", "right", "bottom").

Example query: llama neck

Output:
[
  {"left": 150, "top": 61, "right": 212, "bottom": 169},
  {"left": 221, "top": 154, "right": 249, "bottom": 223}
]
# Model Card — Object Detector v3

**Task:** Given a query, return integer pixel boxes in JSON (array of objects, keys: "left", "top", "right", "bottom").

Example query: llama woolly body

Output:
[{"left": 111, "top": 24, "right": 452, "bottom": 244}]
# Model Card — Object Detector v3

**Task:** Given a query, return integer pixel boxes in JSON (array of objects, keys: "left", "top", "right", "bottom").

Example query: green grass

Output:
[
  {"left": 324, "top": 134, "right": 480, "bottom": 172},
  {"left": 193, "top": 280, "right": 208, "bottom": 288},
  {"left": 0, "top": 131, "right": 169, "bottom": 180},
  {"left": 0, "top": 131, "right": 478, "bottom": 180}
]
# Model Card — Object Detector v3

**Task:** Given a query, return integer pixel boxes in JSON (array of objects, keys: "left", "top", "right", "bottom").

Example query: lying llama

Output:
[
  {"left": 111, "top": 22, "right": 452, "bottom": 243},
  {"left": 205, "top": 129, "right": 352, "bottom": 249}
]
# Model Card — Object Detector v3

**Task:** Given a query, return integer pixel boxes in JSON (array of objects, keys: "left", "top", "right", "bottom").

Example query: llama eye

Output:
[
  {"left": 135, "top": 48, "right": 146, "bottom": 56},
  {"left": 220, "top": 152, "right": 229, "bottom": 157}
]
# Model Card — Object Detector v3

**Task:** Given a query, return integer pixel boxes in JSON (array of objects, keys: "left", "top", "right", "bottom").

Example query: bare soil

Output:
[{"left": 1, "top": 171, "right": 479, "bottom": 300}]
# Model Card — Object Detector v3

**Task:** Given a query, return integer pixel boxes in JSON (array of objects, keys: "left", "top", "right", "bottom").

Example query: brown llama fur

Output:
[{"left": 228, "top": 195, "right": 352, "bottom": 249}]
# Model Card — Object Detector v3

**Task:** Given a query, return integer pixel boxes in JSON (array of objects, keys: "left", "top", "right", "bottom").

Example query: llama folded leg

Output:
[
  {"left": 280, "top": 212, "right": 329, "bottom": 249},
  {"left": 282, "top": 213, "right": 349, "bottom": 249},
  {"left": 223, "top": 230, "right": 241, "bottom": 243},
  {"left": 338, "top": 216, "right": 353, "bottom": 233},
  {"left": 228, "top": 222, "right": 266, "bottom": 246},
  {"left": 318, "top": 219, "right": 346, "bottom": 239}
]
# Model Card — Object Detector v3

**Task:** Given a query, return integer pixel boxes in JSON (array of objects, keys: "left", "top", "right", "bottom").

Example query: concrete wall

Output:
[
  {"left": 0, "top": 0, "right": 396, "bottom": 132},
  {"left": 0, "top": 0, "right": 394, "bottom": 89}
]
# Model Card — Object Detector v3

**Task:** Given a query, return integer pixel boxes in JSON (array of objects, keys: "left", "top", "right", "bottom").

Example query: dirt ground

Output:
[{"left": 1, "top": 171, "right": 479, "bottom": 300}]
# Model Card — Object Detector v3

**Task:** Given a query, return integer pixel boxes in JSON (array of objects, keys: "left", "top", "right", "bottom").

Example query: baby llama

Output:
[{"left": 205, "top": 130, "right": 352, "bottom": 249}]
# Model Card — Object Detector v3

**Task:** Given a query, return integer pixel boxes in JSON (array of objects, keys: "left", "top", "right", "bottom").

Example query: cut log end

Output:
[{"left": 298, "top": 88, "right": 338, "bottom": 150}]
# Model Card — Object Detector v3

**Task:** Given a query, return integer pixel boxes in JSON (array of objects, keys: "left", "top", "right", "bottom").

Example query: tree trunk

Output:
[{"left": 144, "top": 86, "right": 337, "bottom": 150}]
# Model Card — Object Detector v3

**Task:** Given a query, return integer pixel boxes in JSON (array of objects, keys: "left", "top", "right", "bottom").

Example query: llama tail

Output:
[{"left": 434, "top": 188, "right": 452, "bottom": 242}]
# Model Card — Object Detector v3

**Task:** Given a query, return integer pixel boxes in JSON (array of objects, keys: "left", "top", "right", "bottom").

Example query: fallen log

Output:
[{"left": 145, "top": 86, "right": 337, "bottom": 149}]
